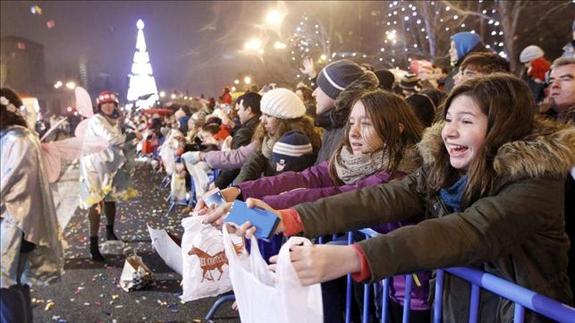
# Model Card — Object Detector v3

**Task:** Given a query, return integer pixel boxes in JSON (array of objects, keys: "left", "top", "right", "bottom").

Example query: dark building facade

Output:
[{"left": 0, "top": 36, "right": 46, "bottom": 94}]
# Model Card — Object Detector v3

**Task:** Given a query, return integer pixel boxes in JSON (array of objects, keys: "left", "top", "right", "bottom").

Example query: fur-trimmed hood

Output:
[{"left": 417, "top": 117, "right": 575, "bottom": 181}]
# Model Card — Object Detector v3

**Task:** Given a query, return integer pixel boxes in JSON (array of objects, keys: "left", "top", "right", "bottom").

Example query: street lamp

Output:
[
  {"left": 243, "top": 38, "right": 262, "bottom": 51},
  {"left": 54, "top": 81, "right": 63, "bottom": 89},
  {"left": 65, "top": 81, "right": 76, "bottom": 90},
  {"left": 244, "top": 76, "right": 252, "bottom": 85},
  {"left": 159, "top": 91, "right": 166, "bottom": 98},
  {"left": 265, "top": 9, "right": 285, "bottom": 26},
  {"left": 274, "top": 41, "right": 287, "bottom": 50},
  {"left": 234, "top": 79, "right": 240, "bottom": 85}
]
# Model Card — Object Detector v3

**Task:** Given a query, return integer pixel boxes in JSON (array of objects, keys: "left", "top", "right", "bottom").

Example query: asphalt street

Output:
[{"left": 31, "top": 162, "right": 240, "bottom": 323}]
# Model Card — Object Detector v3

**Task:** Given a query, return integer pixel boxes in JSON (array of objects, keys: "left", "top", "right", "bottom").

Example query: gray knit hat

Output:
[
  {"left": 519, "top": 45, "right": 544, "bottom": 63},
  {"left": 316, "top": 59, "right": 365, "bottom": 100}
]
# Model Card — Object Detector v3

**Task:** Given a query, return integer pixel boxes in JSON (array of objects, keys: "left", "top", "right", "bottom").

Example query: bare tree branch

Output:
[
  {"left": 525, "top": 2, "right": 572, "bottom": 34},
  {"left": 441, "top": 0, "right": 492, "bottom": 21}
]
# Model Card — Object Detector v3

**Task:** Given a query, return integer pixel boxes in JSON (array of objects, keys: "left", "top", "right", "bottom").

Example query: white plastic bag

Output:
[
  {"left": 147, "top": 225, "right": 183, "bottom": 275},
  {"left": 222, "top": 226, "right": 323, "bottom": 323},
  {"left": 180, "top": 216, "right": 234, "bottom": 302},
  {"left": 183, "top": 160, "right": 211, "bottom": 197}
]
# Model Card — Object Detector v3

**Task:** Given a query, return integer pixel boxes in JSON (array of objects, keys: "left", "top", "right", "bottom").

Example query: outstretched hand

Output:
[{"left": 268, "top": 244, "right": 361, "bottom": 286}]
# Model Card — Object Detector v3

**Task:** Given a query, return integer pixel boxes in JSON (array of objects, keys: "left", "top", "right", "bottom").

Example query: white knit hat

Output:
[
  {"left": 260, "top": 88, "right": 306, "bottom": 119},
  {"left": 519, "top": 45, "right": 544, "bottom": 63}
]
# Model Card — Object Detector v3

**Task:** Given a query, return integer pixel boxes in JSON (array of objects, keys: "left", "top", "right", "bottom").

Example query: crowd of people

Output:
[{"left": 1, "top": 26, "right": 574, "bottom": 323}]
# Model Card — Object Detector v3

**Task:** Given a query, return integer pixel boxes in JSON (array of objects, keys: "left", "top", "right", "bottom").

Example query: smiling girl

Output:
[{"left": 208, "top": 74, "right": 575, "bottom": 322}]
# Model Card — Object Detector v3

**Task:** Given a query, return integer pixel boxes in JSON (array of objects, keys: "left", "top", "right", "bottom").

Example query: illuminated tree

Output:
[{"left": 126, "top": 19, "right": 159, "bottom": 109}]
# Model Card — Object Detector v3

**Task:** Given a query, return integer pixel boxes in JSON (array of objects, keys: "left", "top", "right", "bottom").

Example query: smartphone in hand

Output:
[
  {"left": 203, "top": 188, "right": 225, "bottom": 208},
  {"left": 225, "top": 200, "right": 280, "bottom": 241}
]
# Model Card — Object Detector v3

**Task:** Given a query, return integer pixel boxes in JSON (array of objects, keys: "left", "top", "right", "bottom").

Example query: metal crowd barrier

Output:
[
  {"left": 205, "top": 228, "right": 575, "bottom": 322},
  {"left": 356, "top": 229, "right": 575, "bottom": 323}
]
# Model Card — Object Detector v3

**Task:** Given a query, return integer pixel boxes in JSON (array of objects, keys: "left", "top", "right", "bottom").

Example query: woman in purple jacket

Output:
[{"left": 219, "top": 89, "right": 431, "bottom": 322}]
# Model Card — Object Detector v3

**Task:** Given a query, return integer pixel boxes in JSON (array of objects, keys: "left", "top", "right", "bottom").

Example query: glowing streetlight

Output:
[
  {"left": 231, "top": 86, "right": 236, "bottom": 92},
  {"left": 319, "top": 54, "right": 327, "bottom": 61},
  {"left": 244, "top": 76, "right": 252, "bottom": 85},
  {"left": 234, "top": 79, "right": 240, "bottom": 85},
  {"left": 54, "top": 81, "right": 63, "bottom": 89},
  {"left": 65, "top": 81, "right": 76, "bottom": 90},
  {"left": 274, "top": 41, "right": 287, "bottom": 50},
  {"left": 243, "top": 38, "right": 262, "bottom": 51},
  {"left": 171, "top": 93, "right": 177, "bottom": 100},
  {"left": 265, "top": 9, "right": 285, "bottom": 26},
  {"left": 159, "top": 91, "right": 166, "bottom": 98}
]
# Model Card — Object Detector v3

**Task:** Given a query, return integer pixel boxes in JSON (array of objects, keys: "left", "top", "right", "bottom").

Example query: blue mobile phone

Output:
[{"left": 225, "top": 200, "right": 280, "bottom": 241}]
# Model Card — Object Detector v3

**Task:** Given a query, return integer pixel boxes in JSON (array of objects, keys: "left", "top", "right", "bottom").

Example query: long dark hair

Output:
[
  {"left": 328, "top": 89, "right": 423, "bottom": 184},
  {"left": 428, "top": 73, "right": 535, "bottom": 204},
  {"left": 0, "top": 88, "right": 27, "bottom": 130}
]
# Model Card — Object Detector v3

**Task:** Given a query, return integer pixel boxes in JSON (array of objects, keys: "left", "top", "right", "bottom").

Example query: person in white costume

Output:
[{"left": 79, "top": 91, "right": 140, "bottom": 262}]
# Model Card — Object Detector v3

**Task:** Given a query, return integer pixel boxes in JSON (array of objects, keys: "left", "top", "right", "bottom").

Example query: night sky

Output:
[{"left": 1, "top": 1, "right": 281, "bottom": 97}]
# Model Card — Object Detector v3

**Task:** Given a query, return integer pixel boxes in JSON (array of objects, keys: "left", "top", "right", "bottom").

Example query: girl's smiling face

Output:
[{"left": 441, "top": 95, "right": 488, "bottom": 170}]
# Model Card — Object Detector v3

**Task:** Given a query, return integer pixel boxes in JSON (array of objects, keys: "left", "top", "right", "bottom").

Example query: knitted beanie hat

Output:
[
  {"left": 261, "top": 88, "right": 306, "bottom": 119},
  {"left": 271, "top": 130, "right": 314, "bottom": 172},
  {"left": 451, "top": 32, "right": 482, "bottom": 62},
  {"left": 317, "top": 59, "right": 365, "bottom": 99},
  {"left": 519, "top": 45, "right": 544, "bottom": 63},
  {"left": 400, "top": 73, "right": 421, "bottom": 91}
]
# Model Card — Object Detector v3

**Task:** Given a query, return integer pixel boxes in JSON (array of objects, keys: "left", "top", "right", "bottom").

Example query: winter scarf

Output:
[
  {"left": 439, "top": 175, "right": 468, "bottom": 212},
  {"left": 333, "top": 146, "right": 386, "bottom": 184}
]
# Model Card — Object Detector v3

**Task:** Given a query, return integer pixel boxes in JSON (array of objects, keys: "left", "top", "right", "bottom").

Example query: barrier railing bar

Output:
[
  {"left": 469, "top": 283, "right": 480, "bottom": 323},
  {"left": 514, "top": 303, "right": 525, "bottom": 323},
  {"left": 432, "top": 269, "right": 445, "bottom": 323},
  {"left": 363, "top": 283, "right": 370, "bottom": 323},
  {"left": 402, "top": 274, "right": 413, "bottom": 323},
  {"left": 445, "top": 267, "right": 575, "bottom": 322},
  {"left": 381, "top": 278, "right": 390, "bottom": 323},
  {"left": 345, "top": 231, "right": 354, "bottom": 323}
]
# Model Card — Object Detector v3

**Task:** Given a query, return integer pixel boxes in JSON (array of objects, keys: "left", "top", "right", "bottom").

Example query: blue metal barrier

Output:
[
  {"left": 206, "top": 227, "right": 575, "bottom": 322},
  {"left": 357, "top": 229, "right": 575, "bottom": 323}
]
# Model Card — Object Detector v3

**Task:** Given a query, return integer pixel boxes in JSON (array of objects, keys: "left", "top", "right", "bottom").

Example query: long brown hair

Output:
[
  {"left": 252, "top": 115, "right": 322, "bottom": 151},
  {"left": 328, "top": 89, "right": 423, "bottom": 184},
  {"left": 427, "top": 73, "right": 535, "bottom": 204}
]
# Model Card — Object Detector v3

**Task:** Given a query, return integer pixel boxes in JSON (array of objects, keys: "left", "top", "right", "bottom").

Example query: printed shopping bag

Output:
[
  {"left": 222, "top": 226, "right": 323, "bottom": 323},
  {"left": 180, "top": 216, "right": 239, "bottom": 302}
]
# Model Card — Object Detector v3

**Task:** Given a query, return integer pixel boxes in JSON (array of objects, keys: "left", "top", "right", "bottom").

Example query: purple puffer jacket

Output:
[{"left": 238, "top": 161, "right": 405, "bottom": 209}]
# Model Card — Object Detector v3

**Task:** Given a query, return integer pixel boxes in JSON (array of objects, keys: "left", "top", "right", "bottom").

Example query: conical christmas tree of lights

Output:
[{"left": 127, "top": 19, "right": 159, "bottom": 109}]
